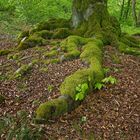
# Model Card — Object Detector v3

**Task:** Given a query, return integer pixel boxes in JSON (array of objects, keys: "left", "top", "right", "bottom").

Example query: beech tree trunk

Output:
[{"left": 71, "top": 0, "right": 121, "bottom": 46}]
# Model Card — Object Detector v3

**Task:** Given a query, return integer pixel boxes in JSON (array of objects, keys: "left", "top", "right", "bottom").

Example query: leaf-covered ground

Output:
[{"left": 0, "top": 34, "right": 140, "bottom": 139}]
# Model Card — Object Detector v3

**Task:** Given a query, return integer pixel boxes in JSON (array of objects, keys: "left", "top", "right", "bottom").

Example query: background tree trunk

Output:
[
  {"left": 120, "top": 0, "right": 125, "bottom": 21},
  {"left": 132, "top": 0, "right": 137, "bottom": 26},
  {"left": 137, "top": 10, "right": 140, "bottom": 27},
  {"left": 124, "top": 0, "right": 131, "bottom": 20}
]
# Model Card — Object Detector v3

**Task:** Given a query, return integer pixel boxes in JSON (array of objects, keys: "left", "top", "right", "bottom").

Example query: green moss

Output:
[
  {"left": 49, "top": 41, "right": 60, "bottom": 47},
  {"left": 33, "top": 19, "right": 70, "bottom": 32},
  {"left": 36, "top": 98, "right": 68, "bottom": 120},
  {"left": 50, "top": 58, "right": 60, "bottom": 64},
  {"left": 0, "top": 49, "right": 11, "bottom": 56},
  {"left": 64, "top": 50, "right": 81, "bottom": 60},
  {"left": 43, "top": 50, "right": 58, "bottom": 58},
  {"left": 90, "top": 57, "right": 104, "bottom": 82},
  {"left": 0, "top": 95, "right": 5, "bottom": 104},
  {"left": 40, "top": 60, "right": 50, "bottom": 65},
  {"left": 52, "top": 28, "right": 71, "bottom": 39},
  {"left": 60, "top": 68, "right": 93, "bottom": 99},
  {"left": 34, "top": 30, "right": 53, "bottom": 39},
  {"left": 17, "top": 35, "right": 44, "bottom": 50},
  {"left": 50, "top": 46, "right": 58, "bottom": 51},
  {"left": 119, "top": 42, "right": 140, "bottom": 56},
  {"left": 39, "top": 67, "right": 48, "bottom": 73},
  {"left": 80, "top": 42, "right": 102, "bottom": 63},
  {"left": 61, "top": 35, "right": 86, "bottom": 50},
  {"left": 36, "top": 36, "right": 104, "bottom": 121},
  {"left": 60, "top": 37, "right": 104, "bottom": 99},
  {"left": 111, "top": 54, "right": 121, "bottom": 64},
  {"left": 7, "top": 53, "right": 21, "bottom": 60}
]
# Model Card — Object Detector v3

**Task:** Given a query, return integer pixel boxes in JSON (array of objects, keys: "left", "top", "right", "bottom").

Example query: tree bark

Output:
[
  {"left": 119, "top": 0, "right": 125, "bottom": 21},
  {"left": 137, "top": 10, "right": 140, "bottom": 27},
  {"left": 132, "top": 0, "right": 137, "bottom": 26},
  {"left": 71, "top": 0, "right": 121, "bottom": 45},
  {"left": 124, "top": 0, "right": 131, "bottom": 20}
]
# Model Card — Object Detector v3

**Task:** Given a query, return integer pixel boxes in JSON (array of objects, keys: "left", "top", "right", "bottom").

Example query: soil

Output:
[{"left": 0, "top": 34, "right": 140, "bottom": 140}]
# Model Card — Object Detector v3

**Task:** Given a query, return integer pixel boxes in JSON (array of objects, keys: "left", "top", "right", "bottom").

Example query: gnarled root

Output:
[
  {"left": 16, "top": 19, "right": 73, "bottom": 50},
  {"left": 35, "top": 36, "right": 104, "bottom": 122}
]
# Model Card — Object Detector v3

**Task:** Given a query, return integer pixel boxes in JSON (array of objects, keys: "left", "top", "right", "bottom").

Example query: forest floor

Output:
[{"left": 0, "top": 34, "right": 140, "bottom": 140}]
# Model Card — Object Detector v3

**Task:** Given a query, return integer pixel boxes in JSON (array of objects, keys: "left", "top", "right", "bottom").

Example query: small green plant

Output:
[
  {"left": 102, "top": 76, "right": 117, "bottom": 84},
  {"left": 103, "top": 67, "right": 111, "bottom": 75},
  {"left": 47, "top": 85, "right": 54, "bottom": 93},
  {"left": 94, "top": 82, "right": 105, "bottom": 90},
  {"left": 111, "top": 54, "right": 121, "bottom": 64},
  {"left": 39, "top": 67, "right": 48, "bottom": 73},
  {"left": 75, "top": 83, "right": 89, "bottom": 101},
  {"left": 7, "top": 53, "right": 21, "bottom": 61},
  {"left": 81, "top": 116, "right": 87, "bottom": 123},
  {"left": 94, "top": 76, "right": 117, "bottom": 90}
]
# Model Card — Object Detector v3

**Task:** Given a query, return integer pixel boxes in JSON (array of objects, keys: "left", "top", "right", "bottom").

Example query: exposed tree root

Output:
[
  {"left": 34, "top": 32, "right": 139, "bottom": 122},
  {"left": 0, "top": 12, "right": 139, "bottom": 122},
  {"left": 35, "top": 36, "right": 104, "bottom": 122}
]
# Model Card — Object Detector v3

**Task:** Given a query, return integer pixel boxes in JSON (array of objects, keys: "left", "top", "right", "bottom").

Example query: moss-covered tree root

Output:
[
  {"left": 3, "top": 0, "right": 139, "bottom": 123},
  {"left": 16, "top": 19, "right": 73, "bottom": 51},
  {"left": 35, "top": 36, "right": 104, "bottom": 122}
]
